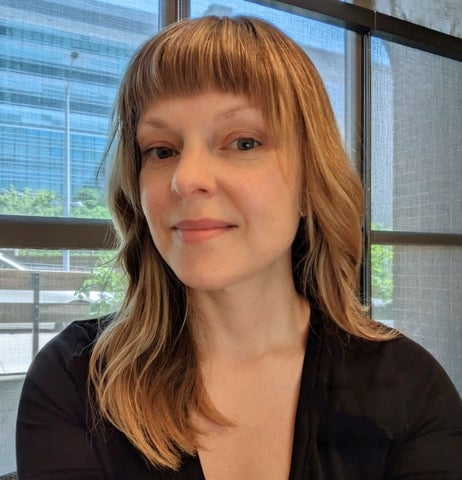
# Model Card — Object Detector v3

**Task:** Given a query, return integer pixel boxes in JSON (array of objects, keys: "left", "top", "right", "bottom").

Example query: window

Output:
[
  {"left": 1, "top": 0, "right": 461, "bottom": 474},
  {"left": 0, "top": 0, "right": 158, "bottom": 473},
  {"left": 371, "top": 38, "right": 462, "bottom": 392}
]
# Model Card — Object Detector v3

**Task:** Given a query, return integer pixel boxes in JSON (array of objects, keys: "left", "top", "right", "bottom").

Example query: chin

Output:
[
  {"left": 179, "top": 278, "right": 230, "bottom": 292},
  {"left": 173, "top": 270, "right": 241, "bottom": 292}
]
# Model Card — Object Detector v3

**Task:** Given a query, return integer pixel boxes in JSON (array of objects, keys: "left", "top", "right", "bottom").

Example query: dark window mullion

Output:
[
  {"left": 159, "top": 0, "right": 189, "bottom": 26},
  {"left": 371, "top": 231, "right": 462, "bottom": 247},
  {"left": 360, "top": 31, "right": 373, "bottom": 309},
  {"left": 248, "top": 1, "right": 462, "bottom": 61},
  {"left": 374, "top": 12, "right": 462, "bottom": 62},
  {"left": 0, "top": 215, "right": 114, "bottom": 250}
]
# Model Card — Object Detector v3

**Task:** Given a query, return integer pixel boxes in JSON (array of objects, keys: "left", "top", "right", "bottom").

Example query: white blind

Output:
[{"left": 341, "top": 0, "right": 462, "bottom": 38}]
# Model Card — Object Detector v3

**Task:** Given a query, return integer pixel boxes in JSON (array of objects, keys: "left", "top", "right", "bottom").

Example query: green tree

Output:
[
  {"left": 73, "top": 187, "right": 101, "bottom": 208},
  {"left": 370, "top": 224, "right": 393, "bottom": 320},
  {"left": 76, "top": 251, "right": 127, "bottom": 315},
  {"left": 72, "top": 186, "right": 110, "bottom": 219},
  {"left": 0, "top": 186, "right": 62, "bottom": 216},
  {"left": 370, "top": 223, "right": 393, "bottom": 302},
  {"left": 0, "top": 185, "right": 110, "bottom": 218},
  {"left": 371, "top": 243, "right": 393, "bottom": 301}
]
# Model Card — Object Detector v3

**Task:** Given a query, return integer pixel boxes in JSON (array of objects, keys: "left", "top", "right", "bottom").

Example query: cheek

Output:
[
  {"left": 253, "top": 167, "right": 300, "bottom": 213},
  {"left": 239, "top": 169, "right": 300, "bottom": 235},
  {"left": 139, "top": 177, "right": 169, "bottom": 234}
]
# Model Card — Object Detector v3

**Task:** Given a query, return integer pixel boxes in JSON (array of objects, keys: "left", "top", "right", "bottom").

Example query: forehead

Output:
[
  {"left": 137, "top": 90, "right": 267, "bottom": 131},
  {"left": 140, "top": 90, "right": 257, "bottom": 113}
]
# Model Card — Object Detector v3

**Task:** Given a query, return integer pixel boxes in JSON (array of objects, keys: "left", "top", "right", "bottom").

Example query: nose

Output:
[{"left": 171, "top": 144, "right": 218, "bottom": 198}]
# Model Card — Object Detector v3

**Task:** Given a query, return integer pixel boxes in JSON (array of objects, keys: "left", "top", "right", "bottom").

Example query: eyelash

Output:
[
  {"left": 229, "top": 137, "right": 262, "bottom": 151},
  {"left": 141, "top": 146, "right": 178, "bottom": 160},
  {"left": 140, "top": 136, "right": 262, "bottom": 161}
]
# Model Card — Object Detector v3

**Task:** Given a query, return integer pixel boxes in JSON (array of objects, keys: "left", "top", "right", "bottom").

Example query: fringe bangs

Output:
[
  {"left": 151, "top": 18, "right": 260, "bottom": 96},
  {"left": 120, "top": 16, "right": 287, "bottom": 133}
]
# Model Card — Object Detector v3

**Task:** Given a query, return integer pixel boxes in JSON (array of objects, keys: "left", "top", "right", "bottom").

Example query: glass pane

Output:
[
  {"left": 1, "top": 374, "right": 22, "bottom": 475},
  {"left": 371, "top": 38, "right": 462, "bottom": 234},
  {"left": 190, "top": 0, "right": 355, "bottom": 147},
  {"left": 0, "top": 0, "right": 158, "bottom": 220},
  {"left": 370, "top": 243, "right": 394, "bottom": 325},
  {"left": 1, "top": 1, "right": 156, "bottom": 473},
  {"left": 371, "top": 245, "right": 462, "bottom": 394},
  {"left": 0, "top": 248, "right": 125, "bottom": 374},
  {"left": 0, "top": 247, "right": 125, "bottom": 473}
]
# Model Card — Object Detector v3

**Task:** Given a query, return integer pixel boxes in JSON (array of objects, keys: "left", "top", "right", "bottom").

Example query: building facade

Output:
[{"left": 0, "top": 0, "right": 158, "bottom": 199}]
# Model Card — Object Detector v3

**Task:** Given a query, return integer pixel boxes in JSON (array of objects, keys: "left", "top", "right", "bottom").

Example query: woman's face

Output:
[{"left": 137, "top": 90, "right": 301, "bottom": 292}]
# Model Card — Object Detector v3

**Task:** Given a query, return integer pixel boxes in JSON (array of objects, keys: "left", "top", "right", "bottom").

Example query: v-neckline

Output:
[{"left": 178, "top": 310, "right": 324, "bottom": 480}]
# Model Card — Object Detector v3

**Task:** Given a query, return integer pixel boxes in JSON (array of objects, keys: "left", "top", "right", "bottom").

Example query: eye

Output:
[
  {"left": 230, "top": 137, "right": 262, "bottom": 151},
  {"left": 143, "top": 146, "right": 179, "bottom": 160}
]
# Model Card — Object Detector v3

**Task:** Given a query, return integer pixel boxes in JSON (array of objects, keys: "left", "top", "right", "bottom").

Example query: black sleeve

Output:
[
  {"left": 384, "top": 338, "right": 462, "bottom": 479},
  {"left": 16, "top": 321, "right": 106, "bottom": 480}
]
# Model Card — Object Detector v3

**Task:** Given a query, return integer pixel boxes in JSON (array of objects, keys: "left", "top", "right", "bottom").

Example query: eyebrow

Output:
[
  {"left": 219, "top": 104, "right": 256, "bottom": 120},
  {"left": 137, "top": 118, "right": 167, "bottom": 129}
]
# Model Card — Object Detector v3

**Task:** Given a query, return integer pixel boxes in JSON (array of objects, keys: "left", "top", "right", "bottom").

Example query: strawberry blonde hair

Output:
[{"left": 89, "top": 15, "right": 396, "bottom": 470}]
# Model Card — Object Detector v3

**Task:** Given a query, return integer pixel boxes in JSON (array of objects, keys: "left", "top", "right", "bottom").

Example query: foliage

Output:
[
  {"left": 72, "top": 187, "right": 110, "bottom": 219},
  {"left": 0, "top": 186, "right": 62, "bottom": 216},
  {"left": 73, "top": 187, "right": 101, "bottom": 208},
  {"left": 369, "top": 223, "right": 393, "bottom": 320},
  {"left": 0, "top": 185, "right": 109, "bottom": 218},
  {"left": 76, "top": 251, "right": 127, "bottom": 316},
  {"left": 371, "top": 243, "right": 393, "bottom": 301}
]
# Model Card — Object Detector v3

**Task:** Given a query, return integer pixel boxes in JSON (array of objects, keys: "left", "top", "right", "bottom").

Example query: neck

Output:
[{"left": 189, "top": 279, "right": 310, "bottom": 363}]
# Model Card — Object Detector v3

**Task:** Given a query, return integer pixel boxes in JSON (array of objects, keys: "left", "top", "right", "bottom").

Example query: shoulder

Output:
[
  {"left": 318, "top": 322, "right": 462, "bottom": 438},
  {"left": 343, "top": 330, "right": 445, "bottom": 373},
  {"left": 337, "top": 330, "right": 457, "bottom": 397},
  {"left": 22, "top": 316, "right": 111, "bottom": 407},
  {"left": 17, "top": 317, "right": 115, "bottom": 477},
  {"left": 305, "top": 319, "right": 462, "bottom": 475},
  {"left": 29, "top": 317, "right": 105, "bottom": 372},
  {"left": 319, "top": 317, "right": 454, "bottom": 387}
]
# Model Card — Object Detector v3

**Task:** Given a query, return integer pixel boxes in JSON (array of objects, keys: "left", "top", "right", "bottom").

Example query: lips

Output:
[{"left": 172, "top": 219, "right": 235, "bottom": 243}]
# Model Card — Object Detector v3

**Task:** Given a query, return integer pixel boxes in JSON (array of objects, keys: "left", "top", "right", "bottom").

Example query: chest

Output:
[{"left": 195, "top": 354, "right": 304, "bottom": 480}]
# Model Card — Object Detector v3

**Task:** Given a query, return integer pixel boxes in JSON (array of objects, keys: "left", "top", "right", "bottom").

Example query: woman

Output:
[{"left": 16, "top": 16, "right": 462, "bottom": 479}]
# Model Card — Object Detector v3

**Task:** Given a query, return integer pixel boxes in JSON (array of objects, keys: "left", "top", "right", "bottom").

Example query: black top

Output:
[{"left": 17, "top": 312, "right": 462, "bottom": 479}]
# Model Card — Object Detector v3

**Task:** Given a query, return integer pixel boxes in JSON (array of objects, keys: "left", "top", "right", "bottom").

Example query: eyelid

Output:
[
  {"left": 138, "top": 133, "right": 180, "bottom": 155},
  {"left": 227, "top": 136, "right": 263, "bottom": 150},
  {"left": 141, "top": 145, "right": 179, "bottom": 160},
  {"left": 224, "top": 126, "right": 262, "bottom": 140}
]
